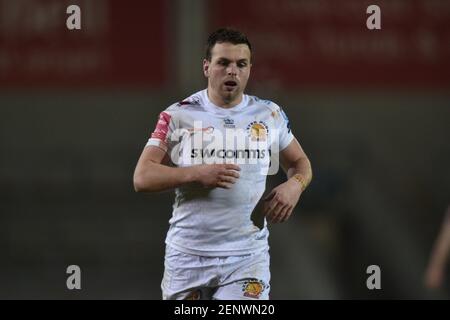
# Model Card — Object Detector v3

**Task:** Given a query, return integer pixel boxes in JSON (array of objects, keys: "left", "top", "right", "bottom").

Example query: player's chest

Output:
[
  {"left": 177, "top": 112, "right": 275, "bottom": 144},
  {"left": 173, "top": 112, "right": 274, "bottom": 167}
]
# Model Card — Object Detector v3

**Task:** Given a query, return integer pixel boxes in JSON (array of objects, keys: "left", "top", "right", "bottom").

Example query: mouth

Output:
[{"left": 224, "top": 80, "right": 238, "bottom": 88}]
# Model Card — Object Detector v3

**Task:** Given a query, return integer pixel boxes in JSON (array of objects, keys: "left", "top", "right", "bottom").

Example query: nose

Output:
[{"left": 226, "top": 64, "right": 238, "bottom": 76}]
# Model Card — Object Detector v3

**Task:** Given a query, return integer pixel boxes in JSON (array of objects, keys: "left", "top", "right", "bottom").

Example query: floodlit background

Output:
[{"left": 0, "top": 0, "right": 449, "bottom": 299}]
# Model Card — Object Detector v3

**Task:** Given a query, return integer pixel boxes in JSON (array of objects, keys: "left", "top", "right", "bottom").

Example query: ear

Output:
[{"left": 203, "top": 59, "right": 210, "bottom": 78}]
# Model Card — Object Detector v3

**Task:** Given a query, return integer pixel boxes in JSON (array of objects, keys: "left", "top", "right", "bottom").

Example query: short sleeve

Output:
[
  {"left": 146, "top": 110, "right": 176, "bottom": 153},
  {"left": 274, "top": 104, "right": 294, "bottom": 151}
]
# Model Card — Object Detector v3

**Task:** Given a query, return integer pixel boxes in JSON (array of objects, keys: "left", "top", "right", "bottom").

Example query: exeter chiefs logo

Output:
[
  {"left": 247, "top": 121, "right": 269, "bottom": 142},
  {"left": 240, "top": 279, "right": 267, "bottom": 299}
]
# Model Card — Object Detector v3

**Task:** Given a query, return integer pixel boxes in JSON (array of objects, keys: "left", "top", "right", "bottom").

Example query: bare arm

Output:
[
  {"left": 262, "top": 138, "right": 313, "bottom": 223},
  {"left": 280, "top": 138, "right": 313, "bottom": 186},
  {"left": 425, "top": 208, "right": 450, "bottom": 289},
  {"left": 133, "top": 146, "right": 193, "bottom": 192},
  {"left": 133, "top": 146, "right": 241, "bottom": 193}
]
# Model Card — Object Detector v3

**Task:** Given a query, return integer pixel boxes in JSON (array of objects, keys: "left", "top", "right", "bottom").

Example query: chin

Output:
[
  {"left": 223, "top": 91, "right": 237, "bottom": 101},
  {"left": 225, "top": 87, "right": 240, "bottom": 95}
]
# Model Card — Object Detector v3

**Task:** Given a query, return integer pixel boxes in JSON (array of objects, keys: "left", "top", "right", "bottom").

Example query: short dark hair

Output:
[{"left": 205, "top": 28, "right": 252, "bottom": 61}]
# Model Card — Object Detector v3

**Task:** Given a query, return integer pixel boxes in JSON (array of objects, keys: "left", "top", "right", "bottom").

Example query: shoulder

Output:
[
  {"left": 175, "top": 91, "right": 204, "bottom": 110},
  {"left": 176, "top": 93, "right": 202, "bottom": 109},
  {"left": 247, "top": 94, "right": 285, "bottom": 116},
  {"left": 161, "top": 91, "right": 204, "bottom": 115},
  {"left": 248, "top": 95, "right": 292, "bottom": 134}
]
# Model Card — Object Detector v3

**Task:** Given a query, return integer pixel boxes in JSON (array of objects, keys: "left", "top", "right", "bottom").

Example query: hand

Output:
[
  {"left": 191, "top": 163, "right": 240, "bottom": 189},
  {"left": 262, "top": 179, "right": 303, "bottom": 223}
]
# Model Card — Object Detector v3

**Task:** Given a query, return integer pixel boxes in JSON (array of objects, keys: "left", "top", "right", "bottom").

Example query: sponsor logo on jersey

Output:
[
  {"left": 191, "top": 148, "right": 268, "bottom": 159},
  {"left": 247, "top": 121, "right": 269, "bottom": 142},
  {"left": 168, "top": 120, "right": 280, "bottom": 173}
]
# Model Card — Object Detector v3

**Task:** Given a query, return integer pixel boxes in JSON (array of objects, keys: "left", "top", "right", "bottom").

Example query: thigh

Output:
[
  {"left": 213, "top": 250, "right": 271, "bottom": 300},
  {"left": 161, "top": 245, "right": 217, "bottom": 300}
]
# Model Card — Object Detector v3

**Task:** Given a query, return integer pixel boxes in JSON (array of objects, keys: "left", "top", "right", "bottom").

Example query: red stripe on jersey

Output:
[{"left": 151, "top": 111, "right": 171, "bottom": 141}]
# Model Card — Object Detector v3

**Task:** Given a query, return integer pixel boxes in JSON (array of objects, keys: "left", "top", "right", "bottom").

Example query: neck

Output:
[{"left": 207, "top": 88, "right": 243, "bottom": 109}]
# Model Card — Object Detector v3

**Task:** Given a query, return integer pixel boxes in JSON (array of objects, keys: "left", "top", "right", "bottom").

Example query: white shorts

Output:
[{"left": 161, "top": 245, "right": 271, "bottom": 300}]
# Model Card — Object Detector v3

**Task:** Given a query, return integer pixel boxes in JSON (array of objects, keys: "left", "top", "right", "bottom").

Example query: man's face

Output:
[{"left": 203, "top": 42, "right": 251, "bottom": 105}]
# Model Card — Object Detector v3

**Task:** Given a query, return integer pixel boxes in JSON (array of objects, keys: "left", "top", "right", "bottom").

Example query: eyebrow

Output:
[{"left": 217, "top": 58, "right": 249, "bottom": 63}]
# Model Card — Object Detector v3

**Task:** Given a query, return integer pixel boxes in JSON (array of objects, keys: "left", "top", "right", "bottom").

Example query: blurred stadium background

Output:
[{"left": 0, "top": 0, "right": 449, "bottom": 299}]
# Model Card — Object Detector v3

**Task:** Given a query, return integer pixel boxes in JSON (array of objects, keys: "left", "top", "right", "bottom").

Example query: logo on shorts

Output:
[
  {"left": 247, "top": 121, "right": 268, "bottom": 142},
  {"left": 241, "top": 279, "right": 267, "bottom": 299}
]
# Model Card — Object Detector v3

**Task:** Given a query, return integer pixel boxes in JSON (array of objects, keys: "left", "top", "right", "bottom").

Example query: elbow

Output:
[
  {"left": 133, "top": 173, "right": 160, "bottom": 193},
  {"left": 306, "top": 158, "right": 313, "bottom": 184},
  {"left": 308, "top": 158, "right": 313, "bottom": 178},
  {"left": 133, "top": 178, "right": 143, "bottom": 193},
  {"left": 133, "top": 173, "right": 148, "bottom": 193}
]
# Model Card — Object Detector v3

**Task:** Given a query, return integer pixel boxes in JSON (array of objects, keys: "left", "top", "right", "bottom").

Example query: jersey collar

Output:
[{"left": 202, "top": 89, "right": 248, "bottom": 116}]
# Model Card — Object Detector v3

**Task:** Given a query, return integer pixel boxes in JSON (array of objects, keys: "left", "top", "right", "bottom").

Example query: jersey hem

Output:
[{"left": 166, "top": 240, "right": 269, "bottom": 257}]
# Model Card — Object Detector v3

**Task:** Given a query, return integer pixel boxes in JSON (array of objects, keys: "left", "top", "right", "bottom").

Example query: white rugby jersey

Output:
[{"left": 147, "top": 89, "right": 294, "bottom": 256}]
